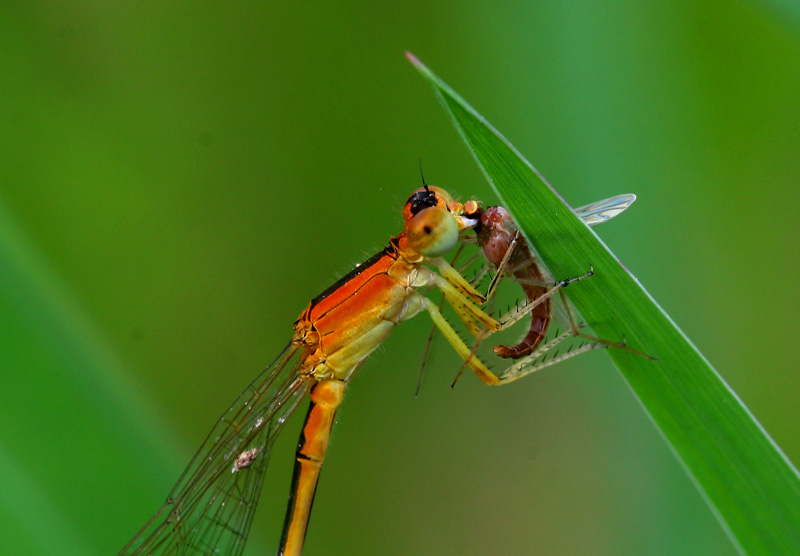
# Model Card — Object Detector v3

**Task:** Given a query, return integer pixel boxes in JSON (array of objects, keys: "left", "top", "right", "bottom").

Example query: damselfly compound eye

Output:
[
  {"left": 404, "top": 206, "right": 458, "bottom": 257},
  {"left": 403, "top": 186, "right": 454, "bottom": 222}
]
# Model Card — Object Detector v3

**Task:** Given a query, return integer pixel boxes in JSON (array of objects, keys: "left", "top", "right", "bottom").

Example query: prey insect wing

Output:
[
  {"left": 119, "top": 342, "right": 311, "bottom": 556},
  {"left": 574, "top": 194, "right": 636, "bottom": 227}
]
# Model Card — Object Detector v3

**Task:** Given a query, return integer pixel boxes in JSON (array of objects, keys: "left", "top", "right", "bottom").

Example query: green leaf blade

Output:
[{"left": 408, "top": 52, "right": 800, "bottom": 556}]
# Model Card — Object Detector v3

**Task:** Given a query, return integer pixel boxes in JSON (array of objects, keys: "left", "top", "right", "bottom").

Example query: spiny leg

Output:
[
  {"left": 419, "top": 260, "right": 636, "bottom": 388},
  {"left": 491, "top": 267, "right": 595, "bottom": 334},
  {"left": 496, "top": 325, "right": 608, "bottom": 384},
  {"left": 450, "top": 326, "right": 492, "bottom": 387},
  {"left": 431, "top": 258, "right": 488, "bottom": 305},
  {"left": 494, "top": 273, "right": 653, "bottom": 384},
  {"left": 445, "top": 267, "right": 596, "bottom": 386},
  {"left": 491, "top": 268, "right": 641, "bottom": 384},
  {"left": 553, "top": 287, "right": 656, "bottom": 360},
  {"left": 415, "top": 291, "right": 447, "bottom": 396},
  {"left": 420, "top": 296, "right": 499, "bottom": 386},
  {"left": 406, "top": 263, "right": 503, "bottom": 387},
  {"left": 417, "top": 248, "right": 500, "bottom": 393},
  {"left": 430, "top": 267, "right": 500, "bottom": 337},
  {"left": 417, "top": 245, "right": 477, "bottom": 395}
]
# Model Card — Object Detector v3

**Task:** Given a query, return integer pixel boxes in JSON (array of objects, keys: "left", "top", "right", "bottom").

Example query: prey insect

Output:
[
  {"left": 474, "top": 194, "right": 636, "bottom": 375},
  {"left": 119, "top": 185, "right": 564, "bottom": 556},
  {"left": 421, "top": 193, "right": 641, "bottom": 387}
]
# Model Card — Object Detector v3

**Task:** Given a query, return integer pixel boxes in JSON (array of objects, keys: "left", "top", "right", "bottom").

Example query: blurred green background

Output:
[{"left": 2, "top": 2, "right": 799, "bottom": 555}]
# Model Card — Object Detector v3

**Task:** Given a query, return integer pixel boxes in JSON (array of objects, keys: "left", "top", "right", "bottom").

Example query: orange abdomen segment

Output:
[{"left": 278, "top": 379, "right": 346, "bottom": 556}]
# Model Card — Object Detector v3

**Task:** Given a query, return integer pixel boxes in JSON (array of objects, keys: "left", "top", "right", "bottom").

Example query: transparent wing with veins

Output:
[
  {"left": 118, "top": 341, "right": 312, "bottom": 556},
  {"left": 574, "top": 194, "right": 636, "bottom": 227}
]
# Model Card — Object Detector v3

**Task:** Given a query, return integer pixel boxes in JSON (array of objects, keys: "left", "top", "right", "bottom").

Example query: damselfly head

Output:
[
  {"left": 403, "top": 186, "right": 481, "bottom": 232},
  {"left": 403, "top": 185, "right": 452, "bottom": 222}
]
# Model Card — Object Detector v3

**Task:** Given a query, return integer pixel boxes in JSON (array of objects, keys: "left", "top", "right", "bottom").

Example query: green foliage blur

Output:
[{"left": 1, "top": 3, "right": 798, "bottom": 556}]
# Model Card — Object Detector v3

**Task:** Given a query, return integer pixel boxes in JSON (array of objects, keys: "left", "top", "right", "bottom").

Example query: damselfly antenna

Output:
[{"left": 419, "top": 158, "right": 430, "bottom": 192}]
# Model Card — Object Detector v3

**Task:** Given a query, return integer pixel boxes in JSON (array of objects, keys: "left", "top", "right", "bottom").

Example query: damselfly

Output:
[{"left": 118, "top": 186, "right": 637, "bottom": 556}]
